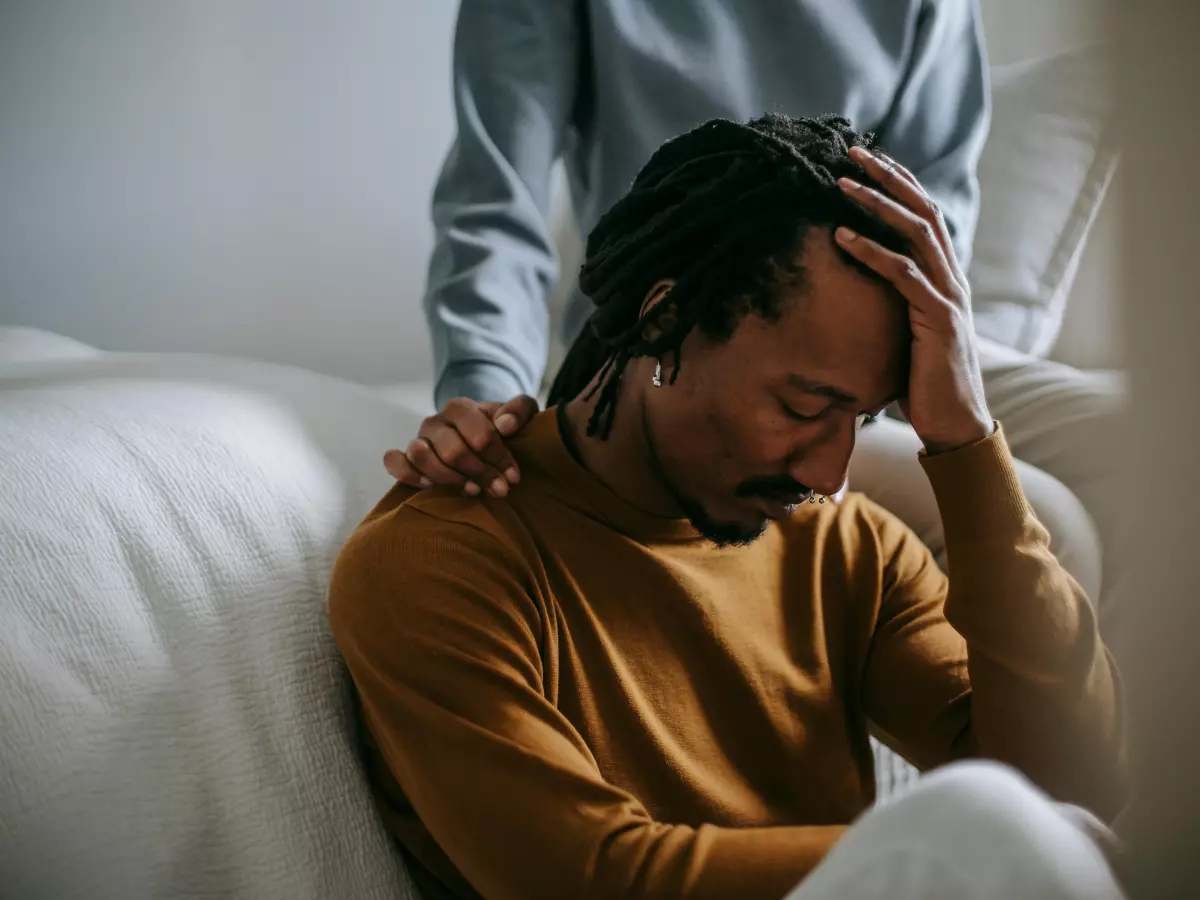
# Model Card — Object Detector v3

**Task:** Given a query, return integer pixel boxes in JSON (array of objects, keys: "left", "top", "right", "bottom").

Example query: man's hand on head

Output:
[
  {"left": 834, "top": 146, "right": 994, "bottom": 456},
  {"left": 383, "top": 394, "right": 540, "bottom": 497}
]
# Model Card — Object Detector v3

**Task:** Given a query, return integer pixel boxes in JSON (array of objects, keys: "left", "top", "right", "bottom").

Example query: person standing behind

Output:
[{"left": 425, "top": 0, "right": 988, "bottom": 409}]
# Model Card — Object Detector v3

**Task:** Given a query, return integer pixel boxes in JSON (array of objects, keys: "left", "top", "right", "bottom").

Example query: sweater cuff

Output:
[
  {"left": 435, "top": 361, "right": 528, "bottom": 409},
  {"left": 918, "top": 422, "right": 1031, "bottom": 542}
]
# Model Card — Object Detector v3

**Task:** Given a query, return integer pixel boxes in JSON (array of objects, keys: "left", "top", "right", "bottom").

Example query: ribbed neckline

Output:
[{"left": 509, "top": 407, "right": 703, "bottom": 544}]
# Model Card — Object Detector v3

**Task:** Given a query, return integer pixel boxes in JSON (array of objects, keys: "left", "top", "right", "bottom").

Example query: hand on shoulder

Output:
[{"left": 382, "top": 394, "right": 540, "bottom": 498}]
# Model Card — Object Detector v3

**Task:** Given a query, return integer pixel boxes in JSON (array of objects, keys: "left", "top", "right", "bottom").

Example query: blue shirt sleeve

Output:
[
  {"left": 875, "top": 0, "right": 991, "bottom": 271},
  {"left": 424, "top": 0, "right": 582, "bottom": 407}
]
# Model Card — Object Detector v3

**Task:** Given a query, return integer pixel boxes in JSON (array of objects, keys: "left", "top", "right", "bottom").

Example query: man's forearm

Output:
[{"left": 920, "top": 424, "right": 1127, "bottom": 818}]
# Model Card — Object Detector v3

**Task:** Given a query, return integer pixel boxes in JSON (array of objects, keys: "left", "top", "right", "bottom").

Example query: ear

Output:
[{"left": 639, "top": 279, "right": 677, "bottom": 343}]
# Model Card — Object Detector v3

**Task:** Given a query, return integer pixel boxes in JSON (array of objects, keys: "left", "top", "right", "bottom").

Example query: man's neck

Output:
[{"left": 560, "top": 373, "right": 683, "bottom": 519}]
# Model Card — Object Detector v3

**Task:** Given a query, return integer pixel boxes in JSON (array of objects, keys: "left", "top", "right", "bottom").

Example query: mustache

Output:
[{"left": 734, "top": 475, "right": 814, "bottom": 504}]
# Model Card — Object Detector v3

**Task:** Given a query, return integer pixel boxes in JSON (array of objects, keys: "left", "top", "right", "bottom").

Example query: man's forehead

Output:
[
  {"left": 784, "top": 369, "right": 903, "bottom": 410},
  {"left": 786, "top": 373, "right": 859, "bottom": 405}
]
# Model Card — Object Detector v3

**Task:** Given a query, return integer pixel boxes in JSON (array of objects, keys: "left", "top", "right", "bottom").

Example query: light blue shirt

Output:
[{"left": 426, "top": 0, "right": 990, "bottom": 406}]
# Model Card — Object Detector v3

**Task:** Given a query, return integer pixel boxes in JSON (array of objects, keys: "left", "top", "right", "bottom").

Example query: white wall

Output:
[
  {"left": 0, "top": 0, "right": 456, "bottom": 386},
  {"left": 0, "top": 0, "right": 1118, "bottom": 388}
]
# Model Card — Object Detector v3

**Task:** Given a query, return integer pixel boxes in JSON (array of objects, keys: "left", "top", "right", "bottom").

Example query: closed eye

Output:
[
  {"left": 780, "top": 400, "right": 825, "bottom": 423},
  {"left": 781, "top": 400, "right": 886, "bottom": 427}
]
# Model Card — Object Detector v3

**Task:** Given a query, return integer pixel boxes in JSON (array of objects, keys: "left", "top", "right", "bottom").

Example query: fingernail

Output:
[
  {"left": 505, "top": 466, "right": 521, "bottom": 484},
  {"left": 490, "top": 478, "right": 509, "bottom": 498},
  {"left": 836, "top": 226, "right": 857, "bottom": 242},
  {"left": 418, "top": 477, "right": 432, "bottom": 489},
  {"left": 494, "top": 413, "right": 518, "bottom": 435},
  {"left": 463, "top": 482, "right": 481, "bottom": 497},
  {"left": 838, "top": 177, "right": 861, "bottom": 191}
]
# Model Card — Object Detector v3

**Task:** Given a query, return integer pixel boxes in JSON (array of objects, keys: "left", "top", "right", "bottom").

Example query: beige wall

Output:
[{"left": 1108, "top": 1, "right": 1200, "bottom": 895}]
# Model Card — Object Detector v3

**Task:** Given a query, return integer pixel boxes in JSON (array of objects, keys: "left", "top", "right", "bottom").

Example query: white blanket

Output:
[{"left": 0, "top": 349, "right": 425, "bottom": 899}]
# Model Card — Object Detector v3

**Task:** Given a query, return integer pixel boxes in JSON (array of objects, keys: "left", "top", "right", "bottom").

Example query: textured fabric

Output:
[
  {"left": 330, "top": 409, "right": 1125, "bottom": 900},
  {"left": 426, "top": 0, "right": 990, "bottom": 407},
  {"left": 784, "top": 762, "right": 1124, "bottom": 900},
  {"left": 0, "top": 353, "right": 425, "bottom": 899}
]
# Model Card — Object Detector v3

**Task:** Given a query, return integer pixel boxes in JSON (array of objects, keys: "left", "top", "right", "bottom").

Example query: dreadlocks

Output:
[{"left": 547, "top": 112, "right": 912, "bottom": 439}]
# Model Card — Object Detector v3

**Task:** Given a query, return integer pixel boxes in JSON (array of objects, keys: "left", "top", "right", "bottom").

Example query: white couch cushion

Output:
[
  {"left": 0, "top": 351, "right": 423, "bottom": 899},
  {"left": 969, "top": 44, "right": 1119, "bottom": 357}
]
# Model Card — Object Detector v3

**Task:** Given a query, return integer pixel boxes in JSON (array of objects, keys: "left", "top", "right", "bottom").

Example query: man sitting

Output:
[{"left": 329, "top": 114, "right": 1127, "bottom": 900}]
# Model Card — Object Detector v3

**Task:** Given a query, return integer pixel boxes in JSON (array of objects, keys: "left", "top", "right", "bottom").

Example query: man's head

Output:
[{"left": 548, "top": 114, "right": 913, "bottom": 546}]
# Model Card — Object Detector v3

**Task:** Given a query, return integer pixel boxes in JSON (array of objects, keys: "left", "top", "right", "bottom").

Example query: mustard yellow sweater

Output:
[{"left": 330, "top": 410, "right": 1126, "bottom": 900}]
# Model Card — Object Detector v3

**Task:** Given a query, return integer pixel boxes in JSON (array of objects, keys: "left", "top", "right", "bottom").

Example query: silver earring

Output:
[{"left": 652, "top": 360, "right": 663, "bottom": 387}]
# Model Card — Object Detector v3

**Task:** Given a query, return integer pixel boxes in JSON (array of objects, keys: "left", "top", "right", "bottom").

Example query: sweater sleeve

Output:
[
  {"left": 330, "top": 507, "right": 844, "bottom": 900},
  {"left": 425, "top": 0, "right": 581, "bottom": 407},
  {"left": 875, "top": 0, "right": 989, "bottom": 269},
  {"left": 859, "top": 424, "right": 1128, "bottom": 820}
]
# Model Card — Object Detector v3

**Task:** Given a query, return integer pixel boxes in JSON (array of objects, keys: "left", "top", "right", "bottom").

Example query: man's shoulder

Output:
[
  {"left": 329, "top": 486, "right": 543, "bottom": 644},
  {"left": 344, "top": 482, "right": 529, "bottom": 574}
]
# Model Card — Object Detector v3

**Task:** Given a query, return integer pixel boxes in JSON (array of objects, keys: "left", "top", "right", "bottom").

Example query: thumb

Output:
[
  {"left": 493, "top": 394, "right": 540, "bottom": 436},
  {"left": 476, "top": 400, "right": 503, "bottom": 419}
]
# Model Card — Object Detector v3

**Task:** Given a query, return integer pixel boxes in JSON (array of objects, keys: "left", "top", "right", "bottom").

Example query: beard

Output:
[
  {"left": 677, "top": 493, "right": 771, "bottom": 548},
  {"left": 642, "top": 408, "right": 811, "bottom": 548},
  {"left": 674, "top": 473, "right": 813, "bottom": 548}
]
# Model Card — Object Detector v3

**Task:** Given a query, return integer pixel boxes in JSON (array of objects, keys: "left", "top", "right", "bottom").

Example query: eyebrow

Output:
[{"left": 786, "top": 373, "right": 860, "bottom": 405}]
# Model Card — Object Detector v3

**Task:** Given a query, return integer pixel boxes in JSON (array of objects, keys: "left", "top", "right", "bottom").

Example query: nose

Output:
[{"left": 787, "top": 422, "right": 856, "bottom": 498}]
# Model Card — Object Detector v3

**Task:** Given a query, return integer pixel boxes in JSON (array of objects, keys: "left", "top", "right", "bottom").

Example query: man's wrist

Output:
[
  {"left": 918, "top": 421, "right": 1028, "bottom": 546},
  {"left": 919, "top": 417, "right": 995, "bottom": 456}
]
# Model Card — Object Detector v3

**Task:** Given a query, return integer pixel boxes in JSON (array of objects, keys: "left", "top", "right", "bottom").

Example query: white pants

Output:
[
  {"left": 784, "top": 762, "right": 1124, "bottom": 900},
  {"left": 849, "top": 350, "right": 1126, "bottom": 629}
]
